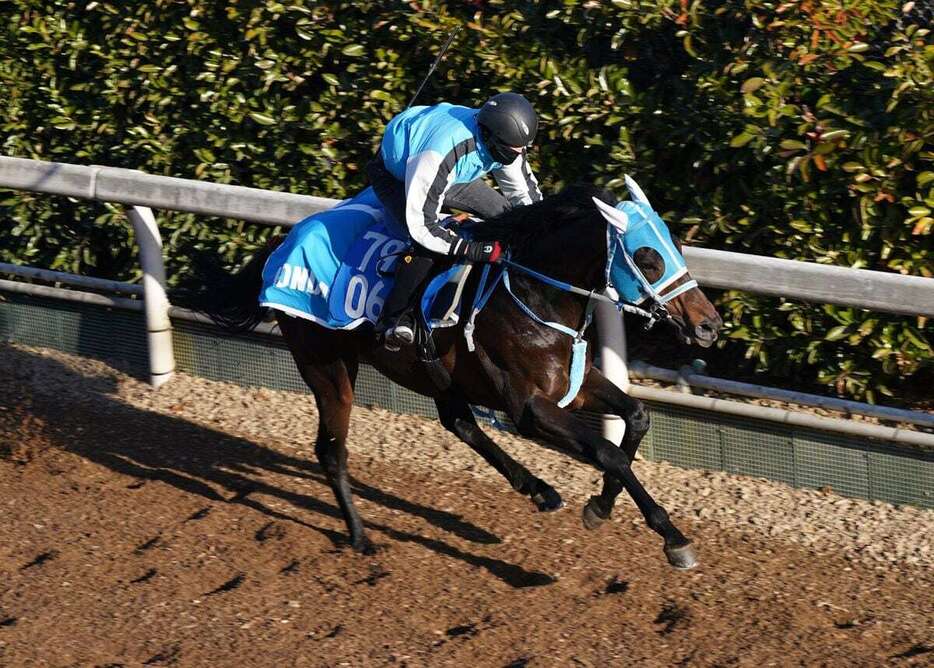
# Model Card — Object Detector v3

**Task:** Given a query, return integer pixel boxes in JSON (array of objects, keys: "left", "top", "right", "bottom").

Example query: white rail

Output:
[
  {"left": 0, "top": 262, "right": 143, "bottom": 296},
  {"left": 682, "top": 247, "right": 933, "bottom": 318},
  {"left": 2, "top": 156, "right": 931, "bottom": 315},
  {"left": 0, "top": 156, "right": 333, "bottom": 225}
]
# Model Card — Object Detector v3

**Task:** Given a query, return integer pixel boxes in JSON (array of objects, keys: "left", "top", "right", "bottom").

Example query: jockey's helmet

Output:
[{"left": 478, "top": 92, "right": 538, "bottom": 165}]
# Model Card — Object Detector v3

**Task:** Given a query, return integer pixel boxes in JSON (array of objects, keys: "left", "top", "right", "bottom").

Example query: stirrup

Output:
[{"left": 384, "top": 322, "right": 415, "bottom": 351}]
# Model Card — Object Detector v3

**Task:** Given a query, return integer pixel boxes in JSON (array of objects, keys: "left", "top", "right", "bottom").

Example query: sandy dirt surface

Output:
[{"left": 1, "top": 343, "right": 932, "bottom": 667}]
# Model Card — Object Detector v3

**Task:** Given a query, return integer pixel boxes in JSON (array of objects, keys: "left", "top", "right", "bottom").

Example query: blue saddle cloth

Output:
[{"left": 259, "top": 187, "right": 465, "bottom": 329}]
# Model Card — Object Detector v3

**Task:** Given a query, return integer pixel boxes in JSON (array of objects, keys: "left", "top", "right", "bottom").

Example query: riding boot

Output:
[{"left": 377, "top": 252, "right": 435, "bottom": 350}]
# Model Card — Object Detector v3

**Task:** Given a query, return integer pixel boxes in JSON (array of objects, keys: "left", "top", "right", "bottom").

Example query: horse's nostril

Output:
[{"left": 695, "top": 321, "right": 718, "bottom": 340}]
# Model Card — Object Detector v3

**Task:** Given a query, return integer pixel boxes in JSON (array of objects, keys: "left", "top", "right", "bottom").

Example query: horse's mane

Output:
[{"left": 469, "top": 184, "right": 618, "bottom": 252}]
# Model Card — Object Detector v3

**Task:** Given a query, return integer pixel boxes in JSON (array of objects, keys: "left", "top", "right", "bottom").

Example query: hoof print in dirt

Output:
[
  {"left": 254, "top": 521, "right": 286, "bottom": 542},
  {"left": 654, "top": 601, "right": 691, "bottom": 635},
  {"left": 130, "top": 568, "right": 157, "bottom": 584},
  {"left": 206, "top": 573, "right": 245, "bottom": 596},
  {"left": 20, "top": 549, "right": 58, "bottom": 570},
  {"left": 503, "top": 658, "right": 531, "bottom": 668},
  {"left": 143, "top": 645, "right": 180, "bottom": 665},
  {"left": 185, "top": 507, "right": 211, "bottom": 521},
  {"left": 445, "top": 623, "right": 478, "bottom": 639},
  {"left": 133, "top": 535, "right": 161, "bottom": 554},
  {"left": 354, "top": 568, "right": 390, "bottom": 587},
  {"left": 279, "top": 559, "right": 300, "bottom": 575},
  {"left": 603, "top": 576, "right": 630, "bottom": 595},
  {"left": 317, "top": 624, "right": 343, "bottom": 639}
]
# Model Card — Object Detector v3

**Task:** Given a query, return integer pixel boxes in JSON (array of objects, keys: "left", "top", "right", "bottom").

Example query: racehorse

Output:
[{"left": 180, "top": 182, "right": 722, "bottom": 569}]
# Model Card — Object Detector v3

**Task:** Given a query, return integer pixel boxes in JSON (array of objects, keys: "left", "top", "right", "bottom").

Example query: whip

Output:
[{"left": 406, "top": 25, "right": 461, "bottom": 109}]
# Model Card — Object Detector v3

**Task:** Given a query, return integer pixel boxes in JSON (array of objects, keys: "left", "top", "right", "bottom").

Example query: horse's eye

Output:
[{"left": 633, "top": 246, "right": 664, "bottom": 283}]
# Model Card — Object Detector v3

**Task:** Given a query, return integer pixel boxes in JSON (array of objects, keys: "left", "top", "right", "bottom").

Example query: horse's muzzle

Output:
[{"left": 693, "top": 316, "right": 722, "bottom": 348}]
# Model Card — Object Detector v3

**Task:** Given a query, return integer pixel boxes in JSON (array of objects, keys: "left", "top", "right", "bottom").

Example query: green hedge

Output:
[{"left": 1, "top": 0, "right": 931, "bottom": 404}]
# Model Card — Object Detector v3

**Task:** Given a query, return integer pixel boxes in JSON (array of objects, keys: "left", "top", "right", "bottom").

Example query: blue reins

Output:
[{"left": 462, "top": 256, "right": 671, "bottom": 408}]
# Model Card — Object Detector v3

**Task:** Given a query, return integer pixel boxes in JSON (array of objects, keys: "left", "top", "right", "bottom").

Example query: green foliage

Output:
[{"left": 0, "top": 0, "right": 931, "bottom": 403}]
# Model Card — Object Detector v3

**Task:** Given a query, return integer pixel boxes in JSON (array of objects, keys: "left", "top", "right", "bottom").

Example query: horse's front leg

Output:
[
  {"left": 515, "top": 393, "right": 697, "bottom": 569},
  {"left": 574, "top": 369, "right": 649, "bottom": 530}
]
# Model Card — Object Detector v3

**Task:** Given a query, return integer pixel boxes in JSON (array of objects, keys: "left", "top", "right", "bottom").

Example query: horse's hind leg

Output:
[
  {"left": 279, "top": 317, "right": 375, "bottom": 554},
  {"left": 435, "top": 395, "right": 563, "bottom": 512}
]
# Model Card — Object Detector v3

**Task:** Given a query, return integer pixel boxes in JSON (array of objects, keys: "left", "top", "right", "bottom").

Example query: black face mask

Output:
[
  {"left": 489, "top": 140, "right": 522, "bottom": 165},
  {"left": 481, "top": 124, "right": 522, "bottom": 165}
]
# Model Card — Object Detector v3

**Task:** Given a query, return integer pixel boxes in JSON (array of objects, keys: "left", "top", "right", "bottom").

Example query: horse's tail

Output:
[{"left": 171, "top": 238, "right": 281, "bottom": 334}]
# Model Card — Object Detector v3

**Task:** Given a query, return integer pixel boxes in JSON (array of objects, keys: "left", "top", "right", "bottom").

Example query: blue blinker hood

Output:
[{"left": 593, "top": 176, "right": 693, "bottom": 306}]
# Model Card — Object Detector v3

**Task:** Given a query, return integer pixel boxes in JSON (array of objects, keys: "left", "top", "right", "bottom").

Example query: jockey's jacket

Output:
[{"left": 379, "top": 103, "right": 542, "bottom": 255}]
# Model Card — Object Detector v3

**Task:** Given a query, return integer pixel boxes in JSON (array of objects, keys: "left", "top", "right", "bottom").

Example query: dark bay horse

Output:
[{"left": 183, "top": 184, "right": 722, "bottom": 569}]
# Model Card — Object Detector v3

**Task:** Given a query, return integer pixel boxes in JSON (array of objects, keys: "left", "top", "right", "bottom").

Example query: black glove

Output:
[{"left": 450, "top": 239, "right": 503, "bottom": 263}]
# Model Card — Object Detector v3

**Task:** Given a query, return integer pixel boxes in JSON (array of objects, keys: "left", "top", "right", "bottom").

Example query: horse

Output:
[{"left": 179, "top": 182, "right": 722, "bottom": 569}]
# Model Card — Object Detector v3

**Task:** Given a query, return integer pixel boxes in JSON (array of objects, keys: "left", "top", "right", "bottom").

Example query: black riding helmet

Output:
[{"left": 477, "top": 92, "right": 538, "bottom": 165}]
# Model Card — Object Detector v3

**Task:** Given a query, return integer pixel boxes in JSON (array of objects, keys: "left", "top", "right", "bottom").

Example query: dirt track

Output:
[{"left": 1, "top": 343, "right": 932, "bottom": 667}]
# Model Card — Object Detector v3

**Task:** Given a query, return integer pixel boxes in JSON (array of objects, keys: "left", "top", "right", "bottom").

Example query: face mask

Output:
[
  {"left": 480, "top": 124, "right": 522, "bottom": 165},
  {"left": 489, "top": 140, "right": 522, "bottom": 165},
  {"left": 592, "top": 177, "right": 690, "bottom": 306},
  {"left": 605, "top": 201, "right": 688, "bottom": 304}
]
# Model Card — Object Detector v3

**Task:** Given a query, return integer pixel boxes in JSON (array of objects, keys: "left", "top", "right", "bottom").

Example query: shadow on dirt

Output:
[{"left": 0, "top": 345, "right": 555, "bottom": 589}]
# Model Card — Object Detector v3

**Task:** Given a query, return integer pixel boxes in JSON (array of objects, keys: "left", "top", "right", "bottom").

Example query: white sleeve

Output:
[
  {"left": 403, "top": 150, "right": 460, "bottom": 255},
  {"left": 492, "top": 151, "right": 543, "bottom": 207}
]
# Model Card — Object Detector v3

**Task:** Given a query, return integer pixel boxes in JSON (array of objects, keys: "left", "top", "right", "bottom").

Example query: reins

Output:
[
  {"left": 462, "top": 255, "right": 682, "bottom": 408},
  {"left": 501, "top": 258, "right": 656, "bottom": 320}
]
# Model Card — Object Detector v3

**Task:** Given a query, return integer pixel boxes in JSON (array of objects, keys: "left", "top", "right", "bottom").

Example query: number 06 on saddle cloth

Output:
[{"left": 258, "top": 187, "right": 415, "bottom": 329}]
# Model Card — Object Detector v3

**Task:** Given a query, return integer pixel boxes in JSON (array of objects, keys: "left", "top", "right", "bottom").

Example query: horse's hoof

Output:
[
  {"left": 664, "top": 542, "right": 698, "bottom": 570},
  {"left": 353, "top": 538, "right": 382, "bottom": 556},
  {"left": 532, "top": 485, "right": 564, "bottom": 512},
  {"left": 581, "top": 500, "right": 608, "bottom": 530}
]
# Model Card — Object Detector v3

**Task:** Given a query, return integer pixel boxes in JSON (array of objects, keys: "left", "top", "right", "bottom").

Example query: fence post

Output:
[
  {"left": 126, "top": 206, "right": 174, "bottom": 388},
  {"left": 595, "top": 301, "right": 629, "bottom": 446}
]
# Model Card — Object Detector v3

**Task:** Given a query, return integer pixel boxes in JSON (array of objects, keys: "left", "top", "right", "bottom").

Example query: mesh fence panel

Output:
[{"left": 793, "top": 431, "right": 872, "bottom": 499}]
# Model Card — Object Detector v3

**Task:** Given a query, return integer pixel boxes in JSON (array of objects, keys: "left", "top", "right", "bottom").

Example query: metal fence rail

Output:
[{"left": 3, "top": 155, "right": 932, "bottom": 316}]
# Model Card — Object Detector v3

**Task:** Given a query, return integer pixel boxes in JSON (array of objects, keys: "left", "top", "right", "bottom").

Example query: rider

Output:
[{"left": 366, "top": 92, "right": 543, "bottom": 350}]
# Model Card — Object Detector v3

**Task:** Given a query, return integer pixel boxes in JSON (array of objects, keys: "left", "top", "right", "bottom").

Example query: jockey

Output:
[{"left": 366, "top": 91, "right": 542, "bottom": 350}]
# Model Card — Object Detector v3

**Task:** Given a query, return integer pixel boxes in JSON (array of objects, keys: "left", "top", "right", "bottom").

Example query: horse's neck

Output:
[{"left": 515, "top": 227, "right": 606, "bottom": 292}]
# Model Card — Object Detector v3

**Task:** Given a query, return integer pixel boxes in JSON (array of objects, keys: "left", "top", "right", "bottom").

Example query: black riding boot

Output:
[{"left": 377, "top": 251, "right": 435, "bottom": 350}]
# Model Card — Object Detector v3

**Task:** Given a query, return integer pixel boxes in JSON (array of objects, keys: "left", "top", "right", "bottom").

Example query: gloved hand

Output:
[{"left": 453, "top": 240, "right": 503, "bottom": 263}]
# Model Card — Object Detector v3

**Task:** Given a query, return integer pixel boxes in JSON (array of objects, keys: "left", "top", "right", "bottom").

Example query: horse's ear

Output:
[
  {"left": 592, "top": 196, "right": 629, "bottom": 233},
  {"left": 624, "top": 174, "right": 652, "bottom": 209}
]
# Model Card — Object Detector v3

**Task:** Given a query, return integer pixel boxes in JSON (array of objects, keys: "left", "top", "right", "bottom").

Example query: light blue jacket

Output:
[{"left": 379, "top": 103, "right": 541, "bottom": 254}]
